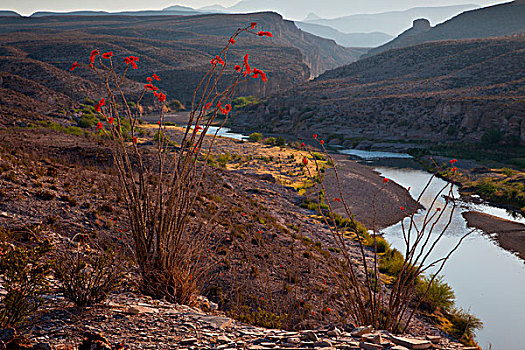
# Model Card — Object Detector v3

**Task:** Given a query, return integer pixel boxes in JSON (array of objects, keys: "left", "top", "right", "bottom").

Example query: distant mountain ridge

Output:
[
  {"left": 0, "top": 11, "right": 20, "bottom": 17},
  {"left": 303, "top": 5, "right": 479, "bottom": 36},
  {"left": 296, "top": 22, "right": 392, "bottom": 47},
  {"left": 366, "top": 0, "right": 525, "bottom": 57}
]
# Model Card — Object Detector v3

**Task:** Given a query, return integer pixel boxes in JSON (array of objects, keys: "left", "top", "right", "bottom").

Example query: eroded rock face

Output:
[{"left": 230, "top": 35, "right": 525, "bottom": 146}]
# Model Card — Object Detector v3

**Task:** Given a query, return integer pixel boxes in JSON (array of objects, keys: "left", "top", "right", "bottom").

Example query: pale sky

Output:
[{"left": 0, "top": 0, "right": 510, "bottom": 18}]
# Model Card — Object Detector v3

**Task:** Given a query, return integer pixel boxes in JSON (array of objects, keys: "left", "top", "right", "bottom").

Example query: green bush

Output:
[
  {"left": 232, "top": 96, "right": 260, "bottom": 109},
  {"left": 217, "top": 153, "right": 231, "bottom": 168},
  {"left": 367, "top": 236, "right": 390, "bottom": 253},
  {"left": 249, "top": 133, "right": 263, "bottom": 142},
  {"left": 417, "top": 275, "right": 455, "bottom": 312},
  {"left": 275, "top": 136, "right": 286, "bottom": 146},
  {"left": 444, "top": 308, "right": 483, "bottom": 346},
  {"left": 379, "top": 248, "right": 405, "bottom": 277},
  {"left": 233, "top": 305, "right": 287, "bottom": 329},
  {"left": 77, "top": 114, "right": 99, "bottom": 129},
  {"left": 0, "top": 227, "right": 52, "bottom": 328}
]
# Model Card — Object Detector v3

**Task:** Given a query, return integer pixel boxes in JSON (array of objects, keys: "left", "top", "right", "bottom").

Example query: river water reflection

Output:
[{"left": 350, "top": 154, "right": 525, "bottom": 350}]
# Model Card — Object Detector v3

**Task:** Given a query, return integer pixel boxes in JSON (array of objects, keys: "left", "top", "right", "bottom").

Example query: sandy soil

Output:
[{"left": 463, "top": 211, "right": 525, "bottom": 260}]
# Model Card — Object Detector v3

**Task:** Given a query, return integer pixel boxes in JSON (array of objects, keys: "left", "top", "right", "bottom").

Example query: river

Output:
[{"left": 343, "top": 150, "right": 525, "bottom": 350}]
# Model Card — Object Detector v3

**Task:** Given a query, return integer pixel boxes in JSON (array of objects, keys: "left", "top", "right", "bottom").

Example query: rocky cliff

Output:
[
  {"left": 365, "top": 1, "right": 525, "bottom": 58},
  {"left": 229, "top": 35, "right": 525, "bottom": 145},
  {"left": 0, "top": 12, "right": 360, "bottom": 117}
]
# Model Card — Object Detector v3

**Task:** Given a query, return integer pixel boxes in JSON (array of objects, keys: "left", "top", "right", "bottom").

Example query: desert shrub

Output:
[
  {"left": 264, "top": 137, "right": 276, "bottom": 145},
  {"left": 443, "top": 308, "right": 483, "bottom": 346},
  {"left": 367, "top": 236, "right": 390, "bottom": 253},
  {"left": 476, "top": 178, "right": 497, "bottom": 195},
  {"left": 275, "top": 136, "right": 286, "bottom": 146},
  {"left": 217, "top": 153, "right": 231, "bottom": 168},
  {"left": 248, "top": 133, "right": 263, "bottom": 142},
  {"left": 77, "top": 114, "right": 99, "bottom": 129},
  {"left": 0, "top": 227, "right": 52, "bottom": 328},
  {"left": 53, "top": 242, "right": 125, "bottom": 307},
  {"left": 501, "top": 167, "right": 515, "bottom": 177},
  {"left": 378, "top": 248, "right": 405, "bottom": 277},
  {"left": 232, "top": 96, "right": 259, "bottom": 109},
  {"left": 417, "top": 275, "right": 455, "bottom": 312},
  {"left": 169, "top": 99, "right": 185, "bottom": 111},
  {"left": 233, "top": 305, "right": 287, "bottom": 329}
]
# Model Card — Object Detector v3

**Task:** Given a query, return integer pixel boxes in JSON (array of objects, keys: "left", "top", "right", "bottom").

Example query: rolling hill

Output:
[{"left": 228, "top": 35, "right": 525, "bottom": 146}]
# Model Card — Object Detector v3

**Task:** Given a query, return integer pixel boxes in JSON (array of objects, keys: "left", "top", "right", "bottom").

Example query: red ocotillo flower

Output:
[
  {"left": 95, "top": 98, "right": 105, "bottom": 112},
  {"left": 124, "top": 56, "right": 139, "bottom": 69},
  {"left": 301, "top": 142, "right": 305, "bottom": 147},
  {"left": 383, "top": 178, "right": 389, "bottom": 184},
  {"left": 333, "top": 198, "right": 341, "bottom": 202},
  {"left": 102, "top": 51, "right": 113, "bottom": 59},
  {"left": 320, "top": 140, "right": 324, "bottom": 145},
  {"left": 400, "top": 206, "right": 405, "bottom": 211},
  {"left": 156, "top": 92, "right": 166, "bottom": 103},
  {"left": 302, "top": 157, "right": 308, "bottom": 166},
  {"left": 204, "top": 102, "right": 212, "bottom": 110},
  {"left": 144, "top": 83, "right": 158, "bottom": 91},
  {"left": 89, "top": 49, "right": 99, "bottom": 67},
  {"left": 132, "top": 136, "right": 137, "bottom": 144},
  {"left": 70, "top": 61, "right": 79, "bottom": 71},
  {"left": 96, "top": 122, "right": 103, "bottom": 131},
  {"left": 108, "top": 116, "right": 114, "bottom": 124},
  {"left": 250, "top": 22, "right": 257, "bottom": 29},
  {"left": 257, "top": 31, "right": 273, "bottom": 37},
  {"left": 152, "top": 73, "right": 161, "bottom": 81},
  {"left": 449, "top": 159, "right": 457, "bottom": 164},
  {"left": 313, "top": 134, "right": 317, "bottom": 139},
  {"left": 211, "top": 55, "right": 225, "bottom": 66},
  {"left": 252, "top": 68, "right": 267, "bottom": 82},
  {"left": 243, "top": 54, "right": 251, "bottom": 74},
  {"left": 234, "top": 65, "right": 241, "bottom": 72},
  {"left": 146, "top": 77, "right": 153, "bottom": 83},
  {"left": 228, "top": 38, "right": 236, "bottom": 45}
]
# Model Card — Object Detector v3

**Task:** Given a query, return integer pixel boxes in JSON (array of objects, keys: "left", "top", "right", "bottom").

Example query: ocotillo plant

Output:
[
  {"left": 302, "top": 138, "right": 473, "bottom": 332},
  {"left": 72, "top": 23, "right": 271, "bottom": 304}
]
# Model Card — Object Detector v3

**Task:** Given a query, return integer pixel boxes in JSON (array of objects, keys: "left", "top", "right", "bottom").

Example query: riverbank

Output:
[
  {"left": 463, "top": 211, "right": 525, "bottom": 260},
  {"left": 323, "top": 155, "right": 422, "bottom": 230}
]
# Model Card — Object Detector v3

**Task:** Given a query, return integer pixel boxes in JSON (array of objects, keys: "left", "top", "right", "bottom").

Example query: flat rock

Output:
[
  {"left": 425, "top": 335, "right": 441, "bottom": 344},
  {"left": 351, "top": 326, "right": 373, "bottom": 337},
  {"left": 179, "top": 338, "right": 198, "bottom": 345},
  {"left": 125, "top": 305, "right": 159, "bottom": 315},
  {"left": 390, "top": 336, "right": 432, "bottom": 350},
  {"left": 186, "top": 313, "right": 233, "bottom": 329},
  {"left": 359, "top": 342, "right": 383, "bottom": 350}
]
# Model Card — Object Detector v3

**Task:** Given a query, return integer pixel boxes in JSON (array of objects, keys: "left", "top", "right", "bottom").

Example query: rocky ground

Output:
[{"left": 2, "top": 293, "right": 473, "bottom": 350}]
